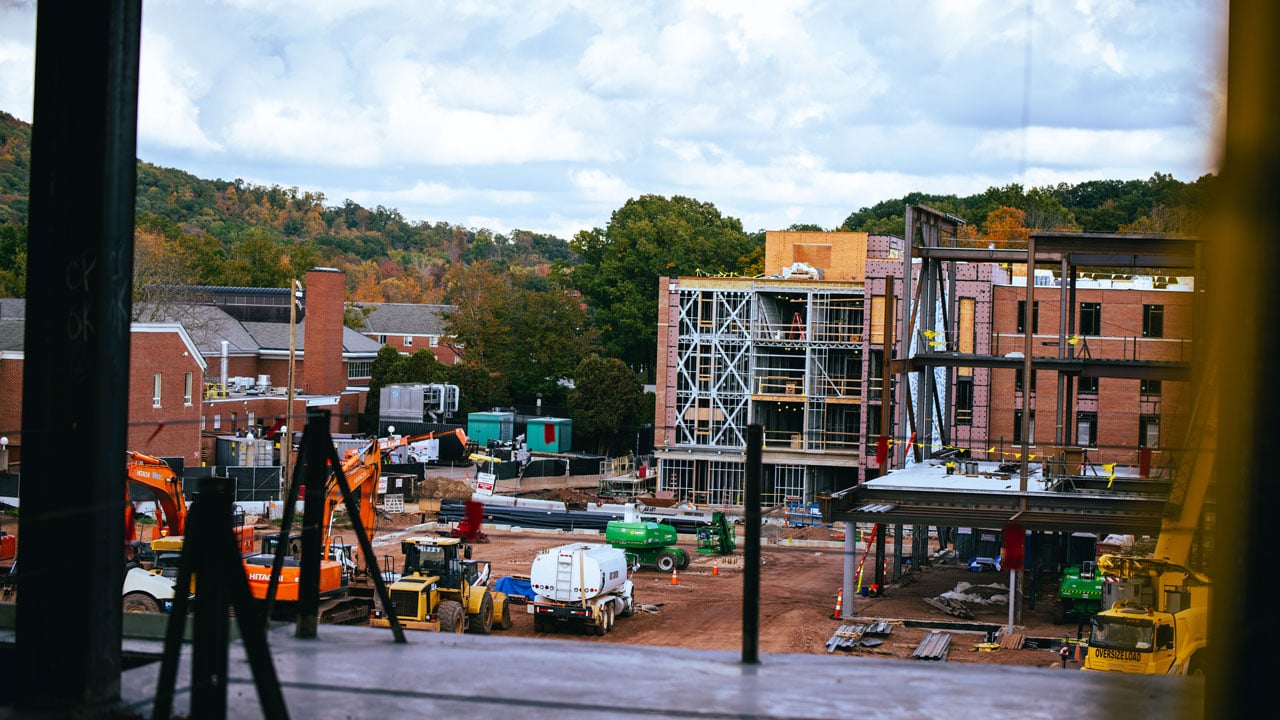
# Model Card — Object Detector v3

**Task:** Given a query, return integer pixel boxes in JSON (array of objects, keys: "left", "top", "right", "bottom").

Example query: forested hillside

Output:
[{"left": 0, "top": 109, "right": 1218, "bottom": 445}]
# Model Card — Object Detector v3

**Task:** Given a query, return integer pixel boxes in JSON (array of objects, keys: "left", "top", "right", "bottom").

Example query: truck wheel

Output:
[
  {"left": 439, "top": 600, "right": 465, "bottom": 633},
  {"left": 656, "top": 551, "right": 677, "bottom": 573},
  {"left": 593, "top": 606, "right": 609, "bottom": 636},
  {"left": 620, "top": 596, "right": 634, "bottom": 618},
  {"left": 470, "top": 591, "right": 494, "bottom": 634},
  {"left": 677, "top": 551, "right": 690, "bottom": 570},
  {"left": 497, "top": 601, "right": 512, "bottom": 630},
  {"left": 123, "top": 592, "right": 160, "bottom": 614},
  {"left": 604, "top": 604, "right": 615, "bottom": 633}
]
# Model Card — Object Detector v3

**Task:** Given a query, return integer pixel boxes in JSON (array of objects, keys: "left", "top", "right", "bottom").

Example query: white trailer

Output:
[{"left": 527, "top": 542, "right": 634, "bottom": 635}]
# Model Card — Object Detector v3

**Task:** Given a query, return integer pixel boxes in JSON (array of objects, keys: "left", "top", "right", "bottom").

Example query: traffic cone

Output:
[
  {"left": 712, "top": 560, "right": 720, "bottom": 576},
  {"left": 1075, "top": 641, "right": 1084, "bottom": 663},
  {"left": 671, "top": 568, "right": 679, "bottom": 585},
  {"left": 832, "top": 588, "right": 844, "bottom": 619}
]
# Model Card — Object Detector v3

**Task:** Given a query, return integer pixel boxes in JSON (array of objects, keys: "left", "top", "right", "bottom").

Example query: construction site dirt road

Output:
[{"left": 361, "top": 504, "right": 1083, "bottom": 671}]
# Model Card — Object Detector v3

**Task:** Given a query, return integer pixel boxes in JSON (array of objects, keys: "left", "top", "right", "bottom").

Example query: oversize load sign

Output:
[{"left": 1093, "top": 648, "right": 1141, "bottom": 662}]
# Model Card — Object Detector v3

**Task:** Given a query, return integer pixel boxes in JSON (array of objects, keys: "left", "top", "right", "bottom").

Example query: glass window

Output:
[
  {"left": 955, "top": 378, "right": 973, "bottom": 425},
  {"left": 1140, "top": 415, "right": 1160, "bottom": 448},
  {"left": 1014, "top": 410, "right": 1035, "bottom": 443},
  {"left": 1077, "top": 412, "right": 1098, "bottom": 447},
  {"left": 1016, "top": 300, "right": 1039, "bottom": 334},
  {"left": 404, "top": 335, "right": 413, "bottom": 346},
  {"left": 153, "top": 373, "right": 162, "bottom": 408},
  {"left": 1078, "top": 376, "right": 1099, "bottom": 395},
  {"left": 1015, "top": 368, "right": 1038, "bottom": 392},
  {"left": 430, "top": 336, "right": 440, "bottom": 347},
  {"left": 1140, "top": 378, "right": 1162, "bottom": 396},
  {"left": 1143, "top": 305, "right": 1164, "bottom": 338},
  {"left": 1080, "top": 302, "right": 1102, "bottom": 336},
  {"left": 183, "top": 372, "right": 193, "bottom": 406}
]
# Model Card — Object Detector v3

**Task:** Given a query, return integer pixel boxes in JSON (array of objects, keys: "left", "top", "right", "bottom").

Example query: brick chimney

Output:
[{"left": 302, "top": 267, "right": 346, "bottom": 395}]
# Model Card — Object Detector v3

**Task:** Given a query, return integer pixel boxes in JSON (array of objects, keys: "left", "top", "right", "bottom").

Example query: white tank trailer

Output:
[{"left": 527, "top": 542, "right": 634, "bottom": 635}]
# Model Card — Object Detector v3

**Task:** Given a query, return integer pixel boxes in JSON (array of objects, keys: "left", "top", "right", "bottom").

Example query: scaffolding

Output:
[{"left": 661, "top": 275, "right": 868, "bottom": 505}]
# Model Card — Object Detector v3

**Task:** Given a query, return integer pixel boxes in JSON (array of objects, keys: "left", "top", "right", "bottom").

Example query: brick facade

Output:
[
  {"left": 302, "top": 267, "right": 347, "bottom": 395},
  {"left": 126, "top": 325, "right": 205, "bottom": 464}
]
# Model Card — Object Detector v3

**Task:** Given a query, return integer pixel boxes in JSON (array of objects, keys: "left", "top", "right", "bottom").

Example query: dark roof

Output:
[
  {"left": 0, "top": 319, "right": 23, "bottom": 352},
  {"left": 357, "top": 303, "right": 454, "bottom": 336},
  {"left": 135, "top": 303, "right": 261, "bottom": 355},
  {"left": 242, "top": 321, "right": 383, "bottom": 355},
  {"left": 0, "top": 298, "right": 24, "bottom": 320}
]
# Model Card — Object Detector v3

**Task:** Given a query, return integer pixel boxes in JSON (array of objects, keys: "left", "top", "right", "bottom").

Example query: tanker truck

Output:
[{"left": 528, "top": 542, "right": 634, "bottom": 636}]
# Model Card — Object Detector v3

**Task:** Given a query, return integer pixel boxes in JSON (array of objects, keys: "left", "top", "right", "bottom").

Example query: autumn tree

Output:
[
  {"left": 1119, "top": 204, "right": 1200, "bottom": 235},
  {"left": 982, "top": 206, "right": 1031, "bottom": 248},
  {"left": 571, "top": 195, "right": 758, "bottom": 377}
]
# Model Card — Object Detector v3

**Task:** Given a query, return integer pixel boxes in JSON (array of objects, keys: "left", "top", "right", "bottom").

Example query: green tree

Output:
[
  {"left": 361, "top": 345, "right": 408, "bottom": 432},
  {"left": 404, "top": 349, "right": 448, "bottom": 384},
  {"left": 571, "top": 195, "right": 757, "bottom": 377},
  {"left": 0, "top": 224, "right": 27, "bottom": 297},
  {"left": 446, "top": 362, "right": 510, "bottom": 417},
  {"left": 443, "top": 261, "right": 599, "bottom": 404},
  {"left": 570, "top": 355, "right": 647, "bottom": 455}
]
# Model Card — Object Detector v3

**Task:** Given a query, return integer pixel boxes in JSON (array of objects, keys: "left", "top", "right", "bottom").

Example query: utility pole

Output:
[{"left": 282, "top": 279, "right": 302, "bottom": 495}]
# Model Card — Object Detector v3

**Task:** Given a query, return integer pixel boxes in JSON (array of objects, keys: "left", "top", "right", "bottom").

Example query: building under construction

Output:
[{"left": 651, "top": 218, "right": 1199, "bottom": 511}]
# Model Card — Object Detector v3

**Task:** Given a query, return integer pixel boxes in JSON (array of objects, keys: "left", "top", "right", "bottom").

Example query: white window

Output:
[
  {"left": 184, "top": 372, "right": 193, "bottom": 406},
  {"left": 153, "top": 373, "right": 162, "bottom": 408},
  {"left": 213, "top": 414, "right": 221, "bottom": 430},
  {"left": 404, "top": 335, "right": 413, "bottom": 346},
  {"left": 200, "top": 414, "right": 206, "bottom": 431},
  {"left": 429, "top": 335, "right": 440, "bottom": 347},
  {"left": 377, "top": 334, "right": 387, "bottom": 343},
  {"left": 248, "top": 410, "right": 256, "bottom": 429}
]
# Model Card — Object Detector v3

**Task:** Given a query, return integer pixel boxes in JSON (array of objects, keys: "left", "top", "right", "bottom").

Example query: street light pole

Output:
[{"left": 282, "top": 279, "right": 302, "bottom": 496}]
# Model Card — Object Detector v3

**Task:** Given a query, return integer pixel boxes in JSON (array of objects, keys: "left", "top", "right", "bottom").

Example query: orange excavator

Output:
[
  {"left": 125, "top": 450, "right": 255, "bottom": 572},
  {"left": 243, "top": 428, "right": 467, "bottom": 623}
]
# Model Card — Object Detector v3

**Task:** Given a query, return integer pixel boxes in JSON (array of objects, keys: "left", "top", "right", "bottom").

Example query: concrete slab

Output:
[{"left": 106, "top": 623, "right": 1201, "bottom": 719}]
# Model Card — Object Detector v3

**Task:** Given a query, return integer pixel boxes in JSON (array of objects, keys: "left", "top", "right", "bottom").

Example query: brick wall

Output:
[
  {"left": 988, "top": 283, "right": 1195, "bottom": 466},
  {"left": 0, "top": 355, "right": 22, "bottom": 458},
  {"left": 302, "top": 267, "right": 347, "bottom": 395},
  {"left": 127, "top": 328, "right": 203, "bottom": 465}
]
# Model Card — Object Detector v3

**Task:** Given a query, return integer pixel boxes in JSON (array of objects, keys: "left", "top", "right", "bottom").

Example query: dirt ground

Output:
[{"left": 353, "top": 483, "right": 1086, "bottom": 671}]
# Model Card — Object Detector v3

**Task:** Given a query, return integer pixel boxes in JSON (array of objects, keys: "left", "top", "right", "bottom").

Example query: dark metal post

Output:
[
  {"left": 742, "top": 424, "right": 762, "bottom": 664},
  {"left": 190, "top": 478, "right": 233, "bottom": 718},
  {"left": 296, "top": 409, "right": 331, "bottom": 638},
  {"left": 16, "top": 1, "right": 141, "bottom": 712}
]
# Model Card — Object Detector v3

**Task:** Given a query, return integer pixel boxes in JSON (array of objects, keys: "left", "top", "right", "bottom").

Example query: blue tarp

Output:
[{"left": 493, "top": 575, "right": 537, "bottom": 601}]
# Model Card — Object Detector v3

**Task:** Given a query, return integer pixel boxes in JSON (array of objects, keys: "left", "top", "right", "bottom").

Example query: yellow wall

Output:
[{"left": 764, "top": 231, "right": 868, "bottom": 282}]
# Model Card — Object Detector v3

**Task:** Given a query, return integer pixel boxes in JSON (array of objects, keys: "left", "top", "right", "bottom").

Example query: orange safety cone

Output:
[
  {"left": 712, "top": 560, "right": 720, "bottom": 576},
  {"left": 1075, "top": 641, "right": 1084, "bottom": 663},
  {"left": 671, "top": 568, "right": 679, "bottom": 585},
  {"left": 832, "top": 588, "right": 844, "bottom": 619}
]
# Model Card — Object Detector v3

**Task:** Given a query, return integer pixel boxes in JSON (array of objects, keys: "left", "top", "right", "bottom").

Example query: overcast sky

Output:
[{"left": 0, "top": 0, "right": 1226, "bottom": 240}]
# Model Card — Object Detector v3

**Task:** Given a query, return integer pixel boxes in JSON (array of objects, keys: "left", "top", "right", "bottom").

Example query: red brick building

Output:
[
  {"left": 986, "top": 271, "right": 1195, "bottom": 468},
  {"left": 355, "top": 302, "right": 461, "bottom": 365},
  {"left": 0, "top": 267, "right": 381, "bottom": 472}
]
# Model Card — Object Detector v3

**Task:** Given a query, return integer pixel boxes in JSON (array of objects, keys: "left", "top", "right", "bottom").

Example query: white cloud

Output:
[{"left": 0, "top": 0, "right": 1224, "bottom": 239}]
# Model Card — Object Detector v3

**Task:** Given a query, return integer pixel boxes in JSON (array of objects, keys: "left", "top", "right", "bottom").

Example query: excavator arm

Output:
[
  {"left": 319, "top": 429, "right": 470, "bottom": 573},
  {"left": 125, "top": 451, "right": 187, "bottom": 538}
]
